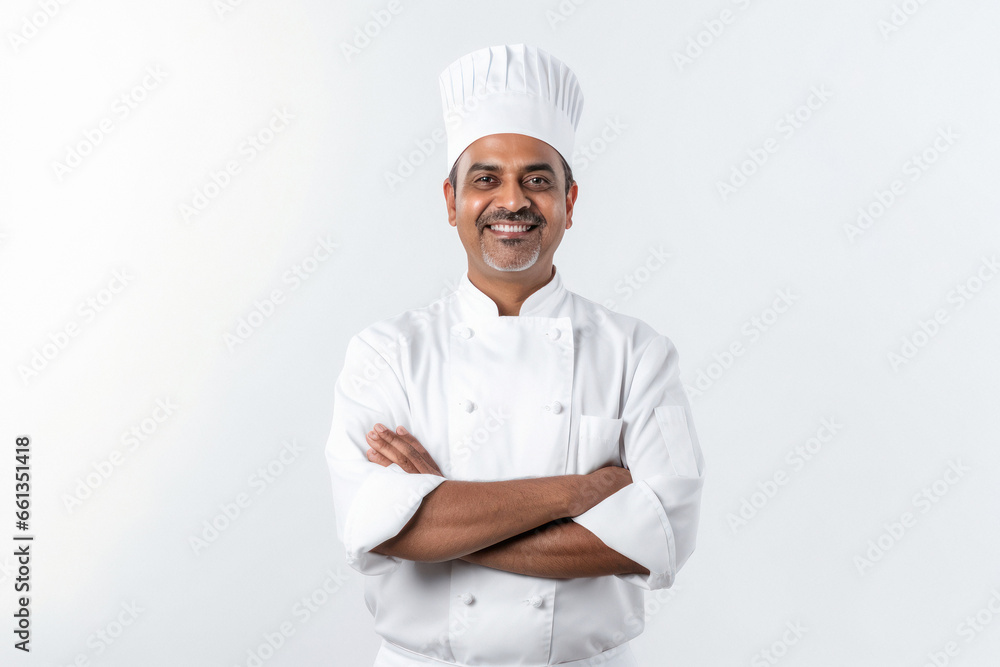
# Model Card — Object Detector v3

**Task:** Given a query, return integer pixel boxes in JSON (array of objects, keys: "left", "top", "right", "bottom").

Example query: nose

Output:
[{"left": 495, "top": 178, "right": 530, "bottom": 213}]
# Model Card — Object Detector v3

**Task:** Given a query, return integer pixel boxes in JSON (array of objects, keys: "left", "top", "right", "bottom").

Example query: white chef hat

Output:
[{"left": 439, "top": 44, "right": 584, "bottom": 174}]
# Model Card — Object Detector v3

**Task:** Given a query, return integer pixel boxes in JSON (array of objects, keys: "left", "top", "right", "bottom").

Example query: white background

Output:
[{"left": 2, "top": 1, "right": 999, "bottom": 665}]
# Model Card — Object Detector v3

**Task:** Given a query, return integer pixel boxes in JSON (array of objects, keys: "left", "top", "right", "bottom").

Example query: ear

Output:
[
  {"left": 444, "top": 177, "right": 457, "bottom": 227},
  {"left": 564, "top": 181, "right": 579, "bottom": 230}
]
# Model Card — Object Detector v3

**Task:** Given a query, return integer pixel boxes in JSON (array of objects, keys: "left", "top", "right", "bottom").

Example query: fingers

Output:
[
  {"left": 366, "top": 424, "right": 444, "bottom": 476},
  {"left": 379, "top": 427, "right": 426, "bottom": 472},
  {"left": 368, "top": 425, "right": 429, "bottom": 474},
  {"left": 397, "top": 431, "right": 444, "bottom": 476},
  {"left": 366, "top": 428, "right": 419, "bottom": 473},
  {"left": 394, "top": 426, "right": 444, "bottom": 475},
  {"left": 366, "top": 447, "right": 393, "bottom": 467}
]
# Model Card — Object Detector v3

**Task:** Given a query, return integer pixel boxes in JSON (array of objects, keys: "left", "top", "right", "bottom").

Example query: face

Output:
[{"left": 444, "top": 134, "right": 577, "bottom": 281}]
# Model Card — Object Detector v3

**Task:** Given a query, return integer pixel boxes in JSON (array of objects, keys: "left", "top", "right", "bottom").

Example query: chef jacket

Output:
[{"left": 325, "top": 266, "right": 705, "bottom": 666}]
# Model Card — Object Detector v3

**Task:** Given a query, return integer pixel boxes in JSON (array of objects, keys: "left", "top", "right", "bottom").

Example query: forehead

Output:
[{"left": 458, "top": 133, "right": 562, "bottom": 173}]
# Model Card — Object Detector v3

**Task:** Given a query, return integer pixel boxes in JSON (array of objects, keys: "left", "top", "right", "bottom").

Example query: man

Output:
[{"left": 325, "top": 44, "right": 705, "bottom": 666}]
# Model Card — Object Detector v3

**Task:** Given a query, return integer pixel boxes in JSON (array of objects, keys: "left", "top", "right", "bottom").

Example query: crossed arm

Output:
[{"left": 364, "top": 423, "right": 649, "bottom": 579}]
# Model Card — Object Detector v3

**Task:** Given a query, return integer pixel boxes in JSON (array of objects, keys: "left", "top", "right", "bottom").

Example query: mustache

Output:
[{"left": 477, "top": 210, "right": 546, "bottom": 230}]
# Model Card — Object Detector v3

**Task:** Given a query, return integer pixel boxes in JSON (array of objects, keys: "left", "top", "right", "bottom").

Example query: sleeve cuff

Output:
[
  {"left": 342, "top": 468, "right": 447, "bottom": 575},
  {"left": 572, "top": 480, "right": 676, "bottom": 590}
]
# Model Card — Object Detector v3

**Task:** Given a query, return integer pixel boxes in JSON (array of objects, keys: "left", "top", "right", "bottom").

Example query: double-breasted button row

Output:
[
  {"left": 457, "top": 400, "right": 562, "bottom": 414},
  {"left": 455, "top": 593, "right": 544, "bottom": 609},
  {"left": 454, "top": 325, "right": 565, "bottom": 342}
]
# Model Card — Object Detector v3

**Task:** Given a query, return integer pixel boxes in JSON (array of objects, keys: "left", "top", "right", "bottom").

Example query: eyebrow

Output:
[{"left": 467, "top": 162, "right": 556, "bottom": 175}]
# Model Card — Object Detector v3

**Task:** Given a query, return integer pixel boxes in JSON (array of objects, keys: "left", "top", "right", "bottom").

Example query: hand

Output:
[
  {"left": 567, "top": 465, "right": 633, "bottom": 516},
  {"left": 366, "top": 424, "right": 444, "bottom": 477}
]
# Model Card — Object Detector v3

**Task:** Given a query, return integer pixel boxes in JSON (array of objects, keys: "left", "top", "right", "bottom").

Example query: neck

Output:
[{"left": 467, "top": 263, "right": 556, "bottom": 316}]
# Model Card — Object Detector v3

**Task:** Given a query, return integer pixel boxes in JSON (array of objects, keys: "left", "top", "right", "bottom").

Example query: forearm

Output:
[
  {"left": 459, "top": 518, "right": 650, "bottom": 579},
  {"left": 372, "top": 475, "right": 581, "bottom": 562}
]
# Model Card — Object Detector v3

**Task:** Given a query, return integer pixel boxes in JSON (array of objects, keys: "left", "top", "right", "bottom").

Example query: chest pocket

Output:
[{"left": 576, "top": 414, "right": 624, "bottom": 474}]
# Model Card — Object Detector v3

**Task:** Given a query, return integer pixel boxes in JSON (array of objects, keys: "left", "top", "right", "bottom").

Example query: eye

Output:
[{"left": 525, "top": 176, "right": 551, "bottom": 188}]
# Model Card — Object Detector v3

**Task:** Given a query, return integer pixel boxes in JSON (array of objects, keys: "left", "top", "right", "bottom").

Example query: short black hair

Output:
[{"left": 449, "top": 154, "right": 575, "bottom": 197}]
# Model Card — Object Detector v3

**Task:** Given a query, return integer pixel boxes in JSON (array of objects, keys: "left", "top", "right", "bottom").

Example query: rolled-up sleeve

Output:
[
  {"left": 572, "top": 334, "right": 705, "bottom": 590},
  {"left": 325, "top": 334, "right": 446, "bottom": 576}
]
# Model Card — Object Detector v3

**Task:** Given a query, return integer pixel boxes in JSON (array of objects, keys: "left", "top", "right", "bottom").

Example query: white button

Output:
[
  {"left": 460, "top": 399, "right": 475, "bottom": 413},
  {"left": 549, "top": 401, "right": 563, "bottom": 414},
  {"left": 460, "top": 593, "right": 474, "bottom": 605},
  {"left": 529, "top": 595, "right": 543, "bottom": 608},
  {"left": 548, "top": 327, "right": 561, "bottom": 341},
  {"left": 454, "top": 326, "right": 473, "bottom": 339}
]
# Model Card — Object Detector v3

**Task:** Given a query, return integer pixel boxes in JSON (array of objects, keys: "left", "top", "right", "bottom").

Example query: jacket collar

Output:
[{"left": 456, "top": 265, "right": 567, "bottom": 318}]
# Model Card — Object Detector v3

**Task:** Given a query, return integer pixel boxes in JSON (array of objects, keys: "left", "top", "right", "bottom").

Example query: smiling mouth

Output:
[{"left": 485, "top": 223, "right": 540, "bottom": 236}]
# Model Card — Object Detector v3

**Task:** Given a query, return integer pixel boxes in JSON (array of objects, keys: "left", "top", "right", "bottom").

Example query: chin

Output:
[{"left": 482, "top": 249, "right": 541, "bottom": 272}]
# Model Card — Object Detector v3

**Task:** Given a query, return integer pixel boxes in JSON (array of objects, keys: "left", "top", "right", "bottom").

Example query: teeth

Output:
[{"left": 491, "top": 224, "right": 533, "bottom": 232}]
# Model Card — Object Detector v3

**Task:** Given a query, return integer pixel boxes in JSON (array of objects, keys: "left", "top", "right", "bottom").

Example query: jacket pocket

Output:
[
  {"left": 653, "top": 405, "right": 701, "bottom": 477},
  {"left": 577, "top": 414, "right": 624, "bottom": 474}
]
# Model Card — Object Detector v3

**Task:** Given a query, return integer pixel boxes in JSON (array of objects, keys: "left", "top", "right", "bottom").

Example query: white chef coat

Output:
[
  {"left": 374, "top": 637, "right": 639, "bottom": 666},
  {"left": 325, "top": 266, "right": 705, "bottom": 666}
]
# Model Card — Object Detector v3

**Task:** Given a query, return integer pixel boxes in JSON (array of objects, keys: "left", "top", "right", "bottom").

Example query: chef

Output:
[{"left": 325, "top": 44, "right": 705, "bottom": 666}]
